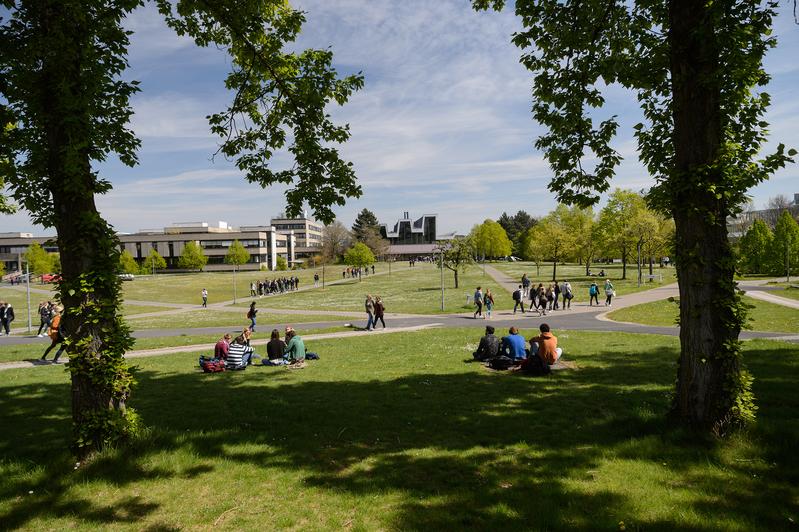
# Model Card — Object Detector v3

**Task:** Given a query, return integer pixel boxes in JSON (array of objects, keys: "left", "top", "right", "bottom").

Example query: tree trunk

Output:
[
  {"left": 453, "top": 269, "right": 459, "bottom": 289},
  {"left": 621, "top": 248, "right": 627, "bottom": 279},
  {"left": 585, "top": 255, "right": 591, "bottom": 276},
  {"left": 552, "top": 260, "right": 557, "bottom": 281},
  {"left": 649, "top": 256, "right": 654, "bottom": 277},
  {"left": 41, "top": 2, "right": 136, "bottom": 457},
  {"left": 669, "top": 0, "right": 752, "bottom": 433}
]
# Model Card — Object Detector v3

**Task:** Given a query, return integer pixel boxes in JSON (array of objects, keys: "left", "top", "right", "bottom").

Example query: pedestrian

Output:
[
  {"left": 561, "top": 280, "right": 573, "bottom": 309},
  {"left": 374, "top": 296, "right": 386, "bottom": 328},
  {"left": 314, "top": 273, "right": 319, "bottom": 287},
  {"left": 247, "top": 301, "right": 258, "bottom": 332},
  {"left": 484, "top": 289, "right": 495, "bottom": 319},
  {"left": 201, "top": 288, "right": 208, "bottom": 308},
  {"left": 589, "top": 282, "right": 599, "bottom": 306},
  {"left": 605, "top": 279, "right": 615, "bottom": 306},
  {"left": 512, "top": 285, "right": 525, "bottom": 314},
  {"left": 522, "top": 273, "right": 530, "bottom": 298},
  {"left": 41, "top": 308, "right": 66, "bottom": 362},
  {"left": 473, "top": 286, "right": 484, "bottom": 319},
  {"left": 545, "top": 284, "right": 555, "bottom": 311},
  {"left": 365, "top": 295, "right": 375, "bottom": 331},
  {"left": 36, "top": 301, "right": 51, "bottom": 337},
  {"left": 0, "top": 301, "right": 14, "bottom": 335},
  {"left": 371, "top": 264, "right": 375, "bottom": 275},
  {"left": 553, "top": 280, "right": 561, "bottom": 310}
]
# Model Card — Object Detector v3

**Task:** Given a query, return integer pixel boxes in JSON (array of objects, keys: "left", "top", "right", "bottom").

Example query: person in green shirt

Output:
[{"left": 283, "top": 326, "right": 305, "bottom": 362}]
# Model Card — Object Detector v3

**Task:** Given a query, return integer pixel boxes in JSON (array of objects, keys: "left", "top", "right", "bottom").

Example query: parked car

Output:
[
  {"left": 41, "top": 273, "right": 61, "bottom": 283},
  {"left": 118, "top": 273, "right": 135, "bottom": 281}
]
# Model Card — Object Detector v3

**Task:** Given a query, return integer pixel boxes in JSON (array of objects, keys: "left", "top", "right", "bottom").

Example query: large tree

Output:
[
  {"left": 351, "top": 208, "right": 380, "bottom": 242},
  {"left": 534, "top": 205, "right": 578, "bottom": 281},
  {"left": 178, "top": 241, "right": 208, "bottom": 272},
  {"left": 497, "top": 210, "right": 537, "bottom": 254},
  {"left": 596, "top": 189, "right": 648, "bottom": 280},
  {"left": 474, "top": 0, "right": 795, "bottom": 433},
  {"left": 321, "top": 220, "right": 352, "bottom": 263},
  {"left": 469, "top": 219, "right": 512, "bottom": 259},
  {"left": 343, "top": 242, "right": 375, "bottom": 279},
  {"left": 0, "top": 1, "right": 362, "bottom": 456},
  {"left": 770, "top": 210, "right": 799, "bottom": 279},
  {"left": 738, "top": 219, "right": 773, "bottom": 274},
  {"left": 437, "top": 238, "right": 475, "bottom": 289}
]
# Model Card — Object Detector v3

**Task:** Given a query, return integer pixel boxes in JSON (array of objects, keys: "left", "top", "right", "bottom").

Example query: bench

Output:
[{"left": 645, "top": 274, "right": 663, "bottom": 282}]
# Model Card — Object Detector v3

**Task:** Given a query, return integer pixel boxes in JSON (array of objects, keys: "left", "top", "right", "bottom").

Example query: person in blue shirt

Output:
[{"left": 501, "top": 326, "right": 528, "bottom": 360}]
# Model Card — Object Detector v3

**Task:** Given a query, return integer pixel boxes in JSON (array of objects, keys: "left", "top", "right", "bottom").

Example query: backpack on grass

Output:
[
  {"left": 199, "top": 356, "right": 226, "bottom": 373},
  {"left": 488, "top": 356, "right": 514, "bottom": 370}
]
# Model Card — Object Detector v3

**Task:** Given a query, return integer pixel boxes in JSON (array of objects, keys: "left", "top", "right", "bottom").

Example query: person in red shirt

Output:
[
  {"left": 214, "top": 333, "right": 232, "bottom": 360},
  {"left": 529, "top": 323, "right": 562, "bottom": 365}
]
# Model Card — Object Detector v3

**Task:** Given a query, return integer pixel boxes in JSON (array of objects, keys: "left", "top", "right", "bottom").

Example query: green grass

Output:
[
  {"left": 124, "top": 309, "right": 352, "bottom": 330},
  {"left": 0, "top": 329, "right": 796, "bottom": 530},
  {"left": 607, "top": 296, "right": 799, "bottom": 333},
  {"left": 0, "top": 326, "right": 352, "bottom": 364},
  {"left": 121, "top": 304, "right": 179, "bottom": 316},
  {"left": 229, "top": 263, "right": 512, "bottom": 315}
]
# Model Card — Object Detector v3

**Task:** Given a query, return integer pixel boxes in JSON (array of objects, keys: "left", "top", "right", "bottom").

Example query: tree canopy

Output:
[
  {"left": 437, "top": 238, "right": 474, "bottom": 289},
  {"left": 224, "top": 240, "right": 251, "bottom": 268},
  {"left": 343, "top": 242, "right": 376, "bottom": 277},
  {"left": 474, "top": 0, "right": 795, "bottom": 433},
  {"left": 351, "top": 209, "right": 381, "bottom": 243},
  {"left": 144, "top": 248, "right": 167, "bottom": 273},
  {"left": 178, "top": 242, "right": 208, "bottom": 271},
  {"left": 470, "top": 219, "right": 512, "bottom": 259}
]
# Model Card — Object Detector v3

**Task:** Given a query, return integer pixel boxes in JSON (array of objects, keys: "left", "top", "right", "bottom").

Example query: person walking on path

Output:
[
  {"left": 250, "top": 282, "right": 257, "bottom": 297},
  {"left": 589, "top": 282, "right": 600, "bottom": 306},
  {"left": 201, "top": 288, "right": 208, "bottom": 308},
  {"left": 473, "top": 287, "right": 484, "bottom": 319},
  {"left": 314, "top": 273, "right": 319, "bottom": 287},
  {"left": 604, "top": 279, "right": 615, "bottom": 306},
  {"left": 512, "top": 285, "right": 525, "bottom": 314},
  {"left": 521, "top": 274, "right": 530, "bottom": 298},
  {"left": 484, "top": 289, "right": 495, "bottom": 319},
  {"left": 365, "top": 295, "right": 376, "bottom": 331},
  {"left": 41, "top": 309, "right": 66, "bottom": 362},
  {"left": 36, "top": 302, "right": 51, "bottom": 337},
  {"left": 553, "top": 281, "right": 561, "bottom": 310},
  {"left": 247, "top": 302, "right": 258, "bottom": 332},
  {"left": 374, "top": 296, "right": 387, "bottom": 328},
  {"left": 561, "top": 281, "right": 573, "bottom": 309},
  {"left": 0, "top": 301, "right": 14, "bottom": 336}
]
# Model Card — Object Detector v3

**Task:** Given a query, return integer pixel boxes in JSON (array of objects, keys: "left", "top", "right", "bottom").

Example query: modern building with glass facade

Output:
[{"left": 269, "top": 215, "right": 324, "bottom": 261}]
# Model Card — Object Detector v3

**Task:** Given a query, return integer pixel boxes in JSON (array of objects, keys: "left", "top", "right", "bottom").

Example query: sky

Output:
[{"left": 3, "top": 1, "right": 798, "bottom": 236}]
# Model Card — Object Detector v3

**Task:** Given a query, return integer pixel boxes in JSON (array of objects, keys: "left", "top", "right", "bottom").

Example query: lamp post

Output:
[
  {"left": 25, "top": 261, "right": 32, "bottom": 334},
  {"left": 439, "top": 247, "right": 444, "bottom": 312}
]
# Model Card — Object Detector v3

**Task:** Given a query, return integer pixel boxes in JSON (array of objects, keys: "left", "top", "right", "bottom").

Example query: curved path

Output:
[{"left": 2, "top": 270, "right": 797, "bottom": 371}]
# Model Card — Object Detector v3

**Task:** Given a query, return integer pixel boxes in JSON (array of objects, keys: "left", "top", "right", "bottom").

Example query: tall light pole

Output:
[
  {"left": 233, "top": 265, "right": 237, "bottom": 304},
  {"left": 439, "top": 248, "right": 444, "bottom": 311},
  {"left": 25, "top": 261, "right": 32, "bottom": 334}
]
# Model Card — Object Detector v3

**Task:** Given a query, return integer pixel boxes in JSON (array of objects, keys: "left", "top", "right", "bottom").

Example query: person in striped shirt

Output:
[{"left": 226, "top": 334, "right": 254, "bottom": 370}]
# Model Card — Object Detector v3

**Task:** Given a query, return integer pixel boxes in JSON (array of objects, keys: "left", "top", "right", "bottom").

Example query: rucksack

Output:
[
  {"left": 488, "top": 356, "right": 514, "bottom": 370},
  {"left": 520, "top": 355, "right": 551, "bottom": 376},
  {"left": 199, "top": 356, "right": 226, "bottom": 373},
  {"left": 513, "top": 289, "right": 521, "bottom": 301}
]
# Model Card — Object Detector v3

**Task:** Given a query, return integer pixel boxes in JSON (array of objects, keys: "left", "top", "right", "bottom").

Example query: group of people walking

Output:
[
  {"left": 473, "top": 275, "right": 618, "bottom": 318},
  {"left": 343, "top": 266, "right": 375, "bottom": 279},
  {"left": 250, "top": 277, "right": 301, "bottom": 297},
  {"left": 364, "top": 295, "right": 387, "bottom": 330}
]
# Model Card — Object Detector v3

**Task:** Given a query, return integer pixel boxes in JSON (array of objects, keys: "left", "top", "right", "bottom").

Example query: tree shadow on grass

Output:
[{"left": 0, "top": 343, "right": 796, "bottom": 529}]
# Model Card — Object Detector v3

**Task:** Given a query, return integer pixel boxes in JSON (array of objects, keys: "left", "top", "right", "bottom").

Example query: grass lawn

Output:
[
  {"left": 607, "top": 296, "right": 799, "bottom": 333},
  {"left": 230, "top": 263, "right": 512, "bottom": 315},
  {"left": 492, "top": 261, "right": 677, "bottom": 303},
  {"left": 124, "top": 309, "right": 352, "bottom": 330},
  {"left": 121, "top": 267, "right": 338, "bottom": 305},
  {"left": 0, "top": 326, "right": 352, "bottom": 364},
  {"left": 0, "top": 329, "right": 797, "bottom": 530}
]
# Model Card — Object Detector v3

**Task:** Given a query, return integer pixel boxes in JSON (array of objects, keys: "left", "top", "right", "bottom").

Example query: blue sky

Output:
[{"left": 4, "top": 1, "right": 798, "bottom": 235}]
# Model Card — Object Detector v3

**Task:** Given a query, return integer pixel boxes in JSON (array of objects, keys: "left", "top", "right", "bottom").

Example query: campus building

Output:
[
  {"left": 269, "top": 214, "right": 324, "bottom": 262},
  {"left": 727, "top": 193, "right": 799, "bottom": 239},
  {"left": 0, "top": 232, "right": 58, "bottom": 275},
  {"left": 379, "top": 212, "right": 456, "bottom": 258},
  {"left": 118, "top": 222, "right": 294, "bottom": 272}
]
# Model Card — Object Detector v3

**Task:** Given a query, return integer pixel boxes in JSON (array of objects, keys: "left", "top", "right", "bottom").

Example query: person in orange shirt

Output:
[{"left": 529, "top": 323, "right": 562, "bottom": 365}]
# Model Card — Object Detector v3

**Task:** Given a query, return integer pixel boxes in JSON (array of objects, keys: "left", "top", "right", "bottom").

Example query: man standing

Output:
[
  {"left": 201, "top": 288, "right": 208, "bottom": 308},
  {"left": 512, "top": 285, "right": 525, "bottom": 314},
  {"left": 473, "top": 286, "right": 484, "bottom": 319}
]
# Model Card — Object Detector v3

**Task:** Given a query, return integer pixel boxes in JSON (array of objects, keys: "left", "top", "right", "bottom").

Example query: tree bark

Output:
[
  {"left": 552, "top": 260, "right": 557, "bottom": 281},
  {"left": 39, "top": 1, "right": 135, "bottom": 457},
  {"left": 669, "top": 0, "right": 748, "bottom": 432},
  {"left": 621, "top": 248, "right": 627, "bottom": 279}
]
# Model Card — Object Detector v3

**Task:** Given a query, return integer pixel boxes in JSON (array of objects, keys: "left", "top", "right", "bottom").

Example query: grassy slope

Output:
[
  {"left": 229, "top": 263, "right": 513, "bottom": 314},
  {"left": 0, "top": 329, "right": 796, "bottom": 530},
  {"left": 125, "top": 310, "right": 352, "bottom": 330},
  {"left": 607, "top": 296, "right": 799, "bottom": 333}
]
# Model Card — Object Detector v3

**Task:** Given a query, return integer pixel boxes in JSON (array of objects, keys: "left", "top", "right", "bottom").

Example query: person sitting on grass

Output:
[
  {"left": 283, "top": 326, "right": 305, "bottom": 364},
  {"left": 214, "top": 333, "right": 232, "bottom": 360},
  {"left": 501, "top": 326, "right": 528, "bottom": 361},
  {"left": 529, "top": 323, "right": 562, "bottom": 366},
  {"left": 226, "top": 334, "right": 255, "bottom": 370},
  {"left": 266, "top": 328, "right": 286, "bottom": 361},
  {"left": 473, "top": 325, "right": 500, "bottom": 361}
]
